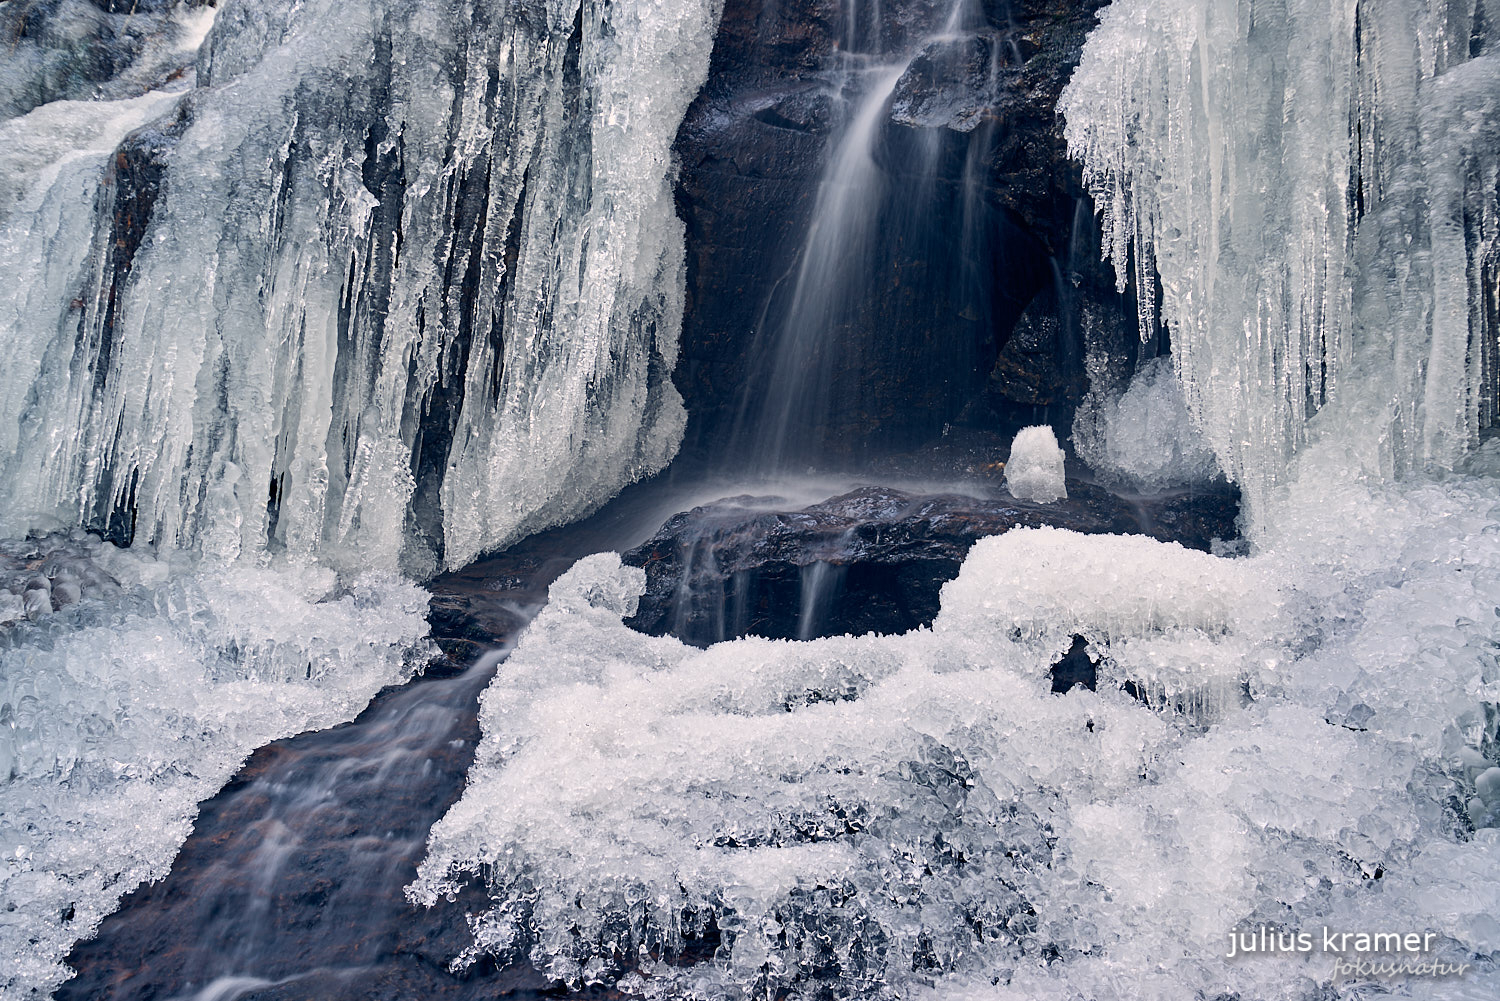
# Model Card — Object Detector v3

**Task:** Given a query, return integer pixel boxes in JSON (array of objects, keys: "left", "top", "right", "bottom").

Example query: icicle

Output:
[
  {"left": 1061, "top": 0, "right": 1500, "bottom": 522},
  {"left": 0, "top": 0, "right": 722, "bottom": 574}
]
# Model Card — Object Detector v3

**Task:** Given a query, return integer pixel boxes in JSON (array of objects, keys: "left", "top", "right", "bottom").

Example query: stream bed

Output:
[{"left": 56, "top": 470, "right": 1238, "bottom": 1000}]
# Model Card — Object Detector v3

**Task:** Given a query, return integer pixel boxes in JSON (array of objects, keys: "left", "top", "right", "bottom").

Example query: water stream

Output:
[
  {"left": 59, "top": 656, "right": 504, "bottom": 1001},
  {"left": 734, "top": 0, "right": 1009, "bottom": 470}
]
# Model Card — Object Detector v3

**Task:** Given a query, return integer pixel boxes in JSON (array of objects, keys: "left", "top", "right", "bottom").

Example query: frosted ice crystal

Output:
[
  {"left": 1003, "top": 425, "right": 1067, "bottom": 503},
  {"left": 1072, "top": 355, "right": 1221, "bottom": 492},
  {"left": 0, "top": 534, "right": 433, "bottom": 999},
  {"left": 411, "top": 438, "right": 1500, "bottom": 998},
  {"left": 0, "top": 0, "right": 722, "bottom": 575},
  {"left": 1061, "top": 0, "right": 1500, "bottom": 518}
]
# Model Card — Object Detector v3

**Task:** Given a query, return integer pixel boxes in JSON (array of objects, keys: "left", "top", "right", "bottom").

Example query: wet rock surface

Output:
[{"left": 622, "top": 480, "right": 1241, "bottom": 646}]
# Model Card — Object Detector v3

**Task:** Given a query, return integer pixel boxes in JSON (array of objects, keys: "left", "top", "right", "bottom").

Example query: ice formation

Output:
[
  {"left": 409, "top": 4, "right": 1500, "bottom": 988},
  {"left": 1061, "top": 0, "right": 1500, "bottom": 518},
  {"left": 1072, "top": 355, "right": 1221, "bottom": 492},
  {"left": 412, "top": 443, "right": 1500, "bottom": 997},
  {"left": 0, "top": 0, "right": 721, "bottom": 575},
  {"left": 0, "top": 534, "right": 433, "bottom": 999},
  {"left": 1003, "top": 425, "right": 1067, "bottom": 503},
  {"left": 0, "top": 1, "right": 214, "bottom": 122}
]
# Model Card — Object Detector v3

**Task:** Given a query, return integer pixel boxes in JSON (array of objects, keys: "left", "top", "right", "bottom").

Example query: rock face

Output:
[
  {"left": 672, "top": 0, "right": 1146, "bottom": 462},
  {"left": 622, "top": 482, "right": 1241, "bottom": 646}
]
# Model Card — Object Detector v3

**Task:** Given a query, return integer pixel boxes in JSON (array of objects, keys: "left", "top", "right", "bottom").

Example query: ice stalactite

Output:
[
  {"left": 1061, "top": 0, "right": 1500, "bottom": 520},
  {"left": 0, "top": 0, "right": 721, "bottom": 575}
]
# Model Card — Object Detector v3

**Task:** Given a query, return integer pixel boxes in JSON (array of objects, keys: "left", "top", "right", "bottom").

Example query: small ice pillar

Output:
[{"left": 1005, "top": 425, "right": 1067, "bottom": 503}]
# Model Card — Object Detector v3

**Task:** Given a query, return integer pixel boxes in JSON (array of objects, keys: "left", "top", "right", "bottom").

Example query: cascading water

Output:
[
  {"left": 406, "top": 2, "right": 1500, "bottom": 999},
  {"left": 731, "top": 0, "right": 1013, "bottom": 470},
  {"left": 745, "top": 62, "right": 910, "bottom": 471},
  {"left": 57, "top": 653, "right": 502, "bottom": 1001},
  {"left": 0, "top": 537, "right": 433, "bottom": 1000},
  {"left": 9, "top": 0, "right": 1500, "bottom": 999}
]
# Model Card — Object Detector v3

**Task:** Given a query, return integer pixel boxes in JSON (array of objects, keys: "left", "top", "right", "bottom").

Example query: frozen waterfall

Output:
[
  {"left": 1061, "top": 0, "right": 1500, "bottom": 520},
  {"left": 0, "top": 0, "right": 723, "bottom": 994},
  {"left": 0, "top": 0, "right": 722, "bottom": 576},
  {"left": 402, "top": 2, "right": 1500, "bottom": 998}
]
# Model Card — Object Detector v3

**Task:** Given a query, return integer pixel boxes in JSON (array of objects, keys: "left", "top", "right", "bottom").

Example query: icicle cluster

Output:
[
  {"left": 1061, "top": 0, "right": 1500, "bottom": 518},
  {"left": 0, "top": 0, "right": 721, "bottom": 574}
]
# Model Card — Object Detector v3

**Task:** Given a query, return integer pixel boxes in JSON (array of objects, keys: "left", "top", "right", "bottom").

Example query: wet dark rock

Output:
[
  {"left": 990, "top": 292, "right": 1074, "bottom": 401},
  {"left": 890, "top": 34, "right": 1011, "bottom": 132},
  {"left": 1049, "top": 634, "right": 1096, "bottom": 693},
  {"left": 622, "top": 481, "right": 1241, "bottom": 647},
  {"left": 750, "top": 85, "right": 837, "bottom": 134}
]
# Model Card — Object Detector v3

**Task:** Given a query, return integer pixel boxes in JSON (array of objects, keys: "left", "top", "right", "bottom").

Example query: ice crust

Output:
[
  {"left": 0, "top": 534, "right": 433, "bottom": 999},
  {"left": 0, "top": 0, "right": 722, "bottom": 574},
  {"left": 1003, "top": 425, "right": 1067, "bottom": 503},
  {"left": 1061, "top": 0, "right": 1500, "bottom": 518},
  {"left": 0, "top": 0, "right": 211, "bottom": 123},
  {"left": 412, "top": 437, "right": 1500, "bottom": 997}
]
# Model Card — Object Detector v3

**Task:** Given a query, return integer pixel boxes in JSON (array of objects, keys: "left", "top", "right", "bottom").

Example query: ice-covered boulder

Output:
[
  {"left": 411, "top": 463, "right": 1500, "bottom": 998},
  {"left": 622, "top": 484, "right": 1239, "bottom": 646}
]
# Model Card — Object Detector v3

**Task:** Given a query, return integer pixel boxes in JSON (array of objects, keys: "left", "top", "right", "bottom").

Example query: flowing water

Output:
[
  {"left": 49, "top": 472, "right": 733, "bottom": 1000},
  {"left": 734, "top": 0, "right": 1010, "bottom": 470},
  {"left": 57, "top": 656, "right": 504, "bottom": 1001}
]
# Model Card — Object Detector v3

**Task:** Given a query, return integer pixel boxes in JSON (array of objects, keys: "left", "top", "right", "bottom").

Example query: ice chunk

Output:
[
  {"left": 1072, "top": 355, "right": 1220, "bottom": 491},
  {"left": 1003, "top": 425, "right": 1067, "bottom": 503},
  {"left": 0, "top": 591, "right": 24, "bottom": 625},
  {"left": 936, "top": 526, "right": 1273, "bottom": 642}
]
